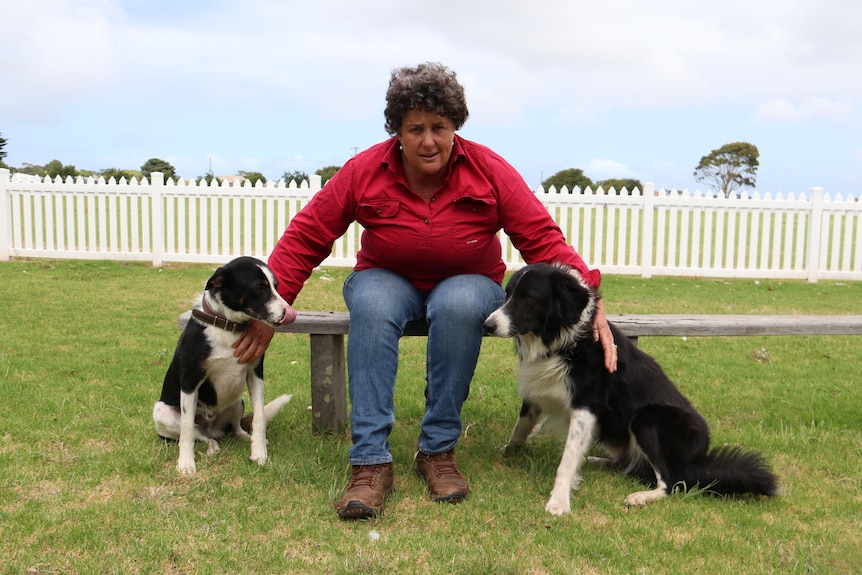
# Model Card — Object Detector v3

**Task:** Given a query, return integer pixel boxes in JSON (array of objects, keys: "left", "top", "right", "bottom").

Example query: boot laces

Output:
[
  {"left": 349, "top": 465, "right": 380, "bottom": 489},
  {"left": 430, "top": 452, "right": 459, "bottom": 478}
]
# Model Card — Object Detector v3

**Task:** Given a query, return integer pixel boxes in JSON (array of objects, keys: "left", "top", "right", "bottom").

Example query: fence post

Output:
[
  {"left": 806, "top": 186, "right": 824, "bottom": 283},
  {"left": 0, "top": 168, "right": 9, "bottom": 261},
  {"left": 309, "top": 174, "right": 322, "bottom": 193},
  {"left": 640, "top": 182, "right": 656, "bottom": 278},
  {"left": 151, "top": 172, "right": 165, "bottom": 266}
]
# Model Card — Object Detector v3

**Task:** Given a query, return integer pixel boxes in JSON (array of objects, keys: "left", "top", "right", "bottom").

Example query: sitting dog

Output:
[
  {"left": 153, "top": 256, "right": 296, "bottom": 474},
  {"left": 483, "top": 263, "right": 778, "bottom": 514}
]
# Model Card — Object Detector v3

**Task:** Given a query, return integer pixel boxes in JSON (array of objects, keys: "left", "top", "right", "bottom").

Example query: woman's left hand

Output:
[{"left": 592, "top": 299, "right": 618, "bottom": 373}]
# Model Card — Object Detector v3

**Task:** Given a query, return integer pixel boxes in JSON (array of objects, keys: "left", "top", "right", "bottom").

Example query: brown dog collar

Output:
[{"left": 191, "top": 298, "right": 248, "bottom": 333}]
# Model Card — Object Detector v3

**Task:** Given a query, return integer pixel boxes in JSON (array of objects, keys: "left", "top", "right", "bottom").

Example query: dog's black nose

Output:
[{"left": 482, "top": 318, "right": 496, "bottom": 335}]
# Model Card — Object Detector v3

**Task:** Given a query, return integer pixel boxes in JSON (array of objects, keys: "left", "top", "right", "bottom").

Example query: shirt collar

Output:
[
  {"left": 451, "top": 134, "right": 467, "bottom": 166},
  {"left": 380, "top": 137, "right": 401, "bottom": 172}
]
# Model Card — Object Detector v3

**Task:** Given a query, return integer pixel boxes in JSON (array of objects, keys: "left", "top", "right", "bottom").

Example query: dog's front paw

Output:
[
  {"left": 176, "top": 459, "right": 197, "bottom": 474},
  {"left": 545, "top": 496, "right": 571, "bottom": 516},
  {"left": 250, "top": 444, "right": 268, "bottom": 466},
  {"left": 545, "top": 486, "right": 572, "bottom": 515}
]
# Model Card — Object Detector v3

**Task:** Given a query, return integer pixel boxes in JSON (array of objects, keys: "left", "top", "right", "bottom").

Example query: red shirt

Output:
[{"left": 268, "top": 136, "right": 600, "bottom": 303}]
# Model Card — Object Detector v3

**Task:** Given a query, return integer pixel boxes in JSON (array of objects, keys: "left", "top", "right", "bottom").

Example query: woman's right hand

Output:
[{"left": 233, "top": 320, "right": 276, "bottom": 364}]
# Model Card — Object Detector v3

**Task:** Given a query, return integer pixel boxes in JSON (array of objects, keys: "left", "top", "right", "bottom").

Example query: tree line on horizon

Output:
[
  {"left": 1, "top": 133, "right": 759, "bottom": 198},
  {"left": 0, "top": 154, "right": 339, "bottom": 189},
  {"left": 541, "top": 142, "right": 760, "bottom": 198}
]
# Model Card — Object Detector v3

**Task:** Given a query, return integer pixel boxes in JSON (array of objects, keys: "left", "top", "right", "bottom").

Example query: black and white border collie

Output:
[
  {"left": 154, "top": 256, "right": 295, "bottom": 474},
  {"left": 483, "top": 263, "right": 778, "bottom": 515}
]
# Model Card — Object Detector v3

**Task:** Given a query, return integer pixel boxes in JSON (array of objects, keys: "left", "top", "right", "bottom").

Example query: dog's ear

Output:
[
  {"left": 541, "top": 301, "right": 565, "bottom": 346},
  {"left": 205, "top": 266, "right": 229, "bottom": 291},
  {"left": 504, "top": 266, "right": 526, "bottom": 297},
  {"left": 536, "top": 267, "right": 587, "bottom": 345},
  {"left": 556, "top": 274, "right": 593, "bottom": 326}
]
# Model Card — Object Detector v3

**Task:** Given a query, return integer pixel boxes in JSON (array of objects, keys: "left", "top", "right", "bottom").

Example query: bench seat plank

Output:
[
  {"left": 608, "top": 314, "right": 862, "bottom": 337},
  {"left": 176, "top": 311, "right": 862, "bottom": 434},
  {"left": 179, "top": 311, "right": 862, "bottom": 337}
]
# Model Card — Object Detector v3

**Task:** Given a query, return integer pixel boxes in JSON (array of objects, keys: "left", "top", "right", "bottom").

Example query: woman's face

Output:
[{"left": 397, "top": 109, "right": 456, "bottom": 180}]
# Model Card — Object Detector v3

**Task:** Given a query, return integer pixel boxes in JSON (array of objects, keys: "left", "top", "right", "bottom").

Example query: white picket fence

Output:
[{"left": 1, "top": 168, "right": 860, "bottom": 282}]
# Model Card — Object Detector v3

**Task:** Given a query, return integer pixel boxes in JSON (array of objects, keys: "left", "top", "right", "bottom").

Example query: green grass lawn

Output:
[{"left": 0, "top": 260, "right": 860, "bottom": 574}]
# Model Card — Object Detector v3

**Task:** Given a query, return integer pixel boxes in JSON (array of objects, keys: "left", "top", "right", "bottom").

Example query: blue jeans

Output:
[{"left": 342, "top": 268, "right": 505, "bottom": 466}]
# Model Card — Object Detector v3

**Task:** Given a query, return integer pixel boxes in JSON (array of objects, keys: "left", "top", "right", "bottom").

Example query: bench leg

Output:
[{"left": 309, "top": 334, "right": 347, "bottom": 435}]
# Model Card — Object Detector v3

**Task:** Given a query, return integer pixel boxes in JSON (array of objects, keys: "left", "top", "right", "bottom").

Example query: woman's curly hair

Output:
[{"left": 384, "top": 62, "right": 469, "bottom": 135}]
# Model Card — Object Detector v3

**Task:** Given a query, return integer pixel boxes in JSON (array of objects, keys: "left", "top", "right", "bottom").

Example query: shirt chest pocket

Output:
[
  {"left": 357, "top": 199, "right": 403, "bottom": 249},
  {"left": 358, "top": 199, "right": 401, "bottom": 221},
  {"left": 450, "top": 198, "right": 498, "bottom": 252}
]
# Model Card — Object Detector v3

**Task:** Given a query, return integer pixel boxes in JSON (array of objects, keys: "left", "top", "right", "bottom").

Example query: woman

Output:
[{"left": 234, "top": 62, "right": 617, "bottom": 520}]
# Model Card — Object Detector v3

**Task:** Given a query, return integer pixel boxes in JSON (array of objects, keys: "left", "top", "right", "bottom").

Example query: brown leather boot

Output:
[
  {"left": 415, "top": 449, "right": 470, "bottom": 503},
  {"left": 336, "top": 463, "right": 394, "bottom": 520}
]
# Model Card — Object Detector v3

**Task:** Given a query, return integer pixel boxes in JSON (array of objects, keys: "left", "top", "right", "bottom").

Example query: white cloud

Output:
[
  {"left": 754, "top": 97, "right": 856, "bottom": 123},
  {"left": 4, "top": 0, "right": 861, "bottom": 122},
  {"left": 754, "top": 100, "right": 798, "bottom": 122},
  {"left": 3, "top": 0, "right": 861, "bottom": 194},
  {"left": 0, "top": 0, "right": 123, "bottom": 118},
  {"left": 586, "top": 158, "right": 634, "bottom": 179}
]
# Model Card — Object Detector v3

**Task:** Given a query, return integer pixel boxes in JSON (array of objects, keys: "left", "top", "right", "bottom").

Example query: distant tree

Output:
[
  {"left": 238, "top": 171, "right": 266, "bottom": 185},
  {"left": 0, "top": 132, "right": 7, "bottom": 166},
  {"left": 99, "top": 167, "right": 141, "bottom": 181},
  {"left": 315, "top": 165, "right": 341, "bottom": 185},
  {"left": 141, "top": 158, "right": 177, "bottom": 182},
  {"left": 17, "top": 162, "right": 43, "bottom": 175},
  {"left": 542, "top": 168, "right": 594, "bottom": 192},
  {"left": 45, "top": 159, "right": 78, "bottom": 180},
  {"left": 282, "top": 170, "right": 310, "bottom": 185},
  {"left": 596, "top": 178, "right": 643, "bottom": 192},
  {"left": 694, "top": 142, "right": 759, "bottom": 198},
  {"left": 196, "top": 173, "right": 216, "bottom": 185}
]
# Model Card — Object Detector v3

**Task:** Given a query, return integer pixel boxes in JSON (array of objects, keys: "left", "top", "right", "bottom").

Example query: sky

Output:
[{"left": 1, "top": 0, "right": 861, "bottom": 197}]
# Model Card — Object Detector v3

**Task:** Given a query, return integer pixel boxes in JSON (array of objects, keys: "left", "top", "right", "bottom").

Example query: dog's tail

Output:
[
  {"left": 239, "top": 394, "right": 293, "bottom": 432},
  {"left": 686, "top": 445, "right": 779, "bottom": 497}
]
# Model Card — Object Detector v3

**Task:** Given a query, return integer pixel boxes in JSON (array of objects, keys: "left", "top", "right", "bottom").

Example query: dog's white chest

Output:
[
  {"left": 519, "top": 357, "right": 570, "bottom": 403},
  {"left": 204, "top": 357, "right": 252, "bottom": 406},
  {"left": 518, "top": 356, "right": 574, "bottom": 436}
]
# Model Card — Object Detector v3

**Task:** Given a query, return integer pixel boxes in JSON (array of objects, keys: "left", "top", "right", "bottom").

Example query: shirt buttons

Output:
[{"left": 424, "top": 218, "right": 429, "bottom": 224}]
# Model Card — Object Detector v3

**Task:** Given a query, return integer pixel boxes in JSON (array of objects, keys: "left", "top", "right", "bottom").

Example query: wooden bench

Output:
[{"left": 178, "top": 311, "right": 862, "bottom": 434}]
